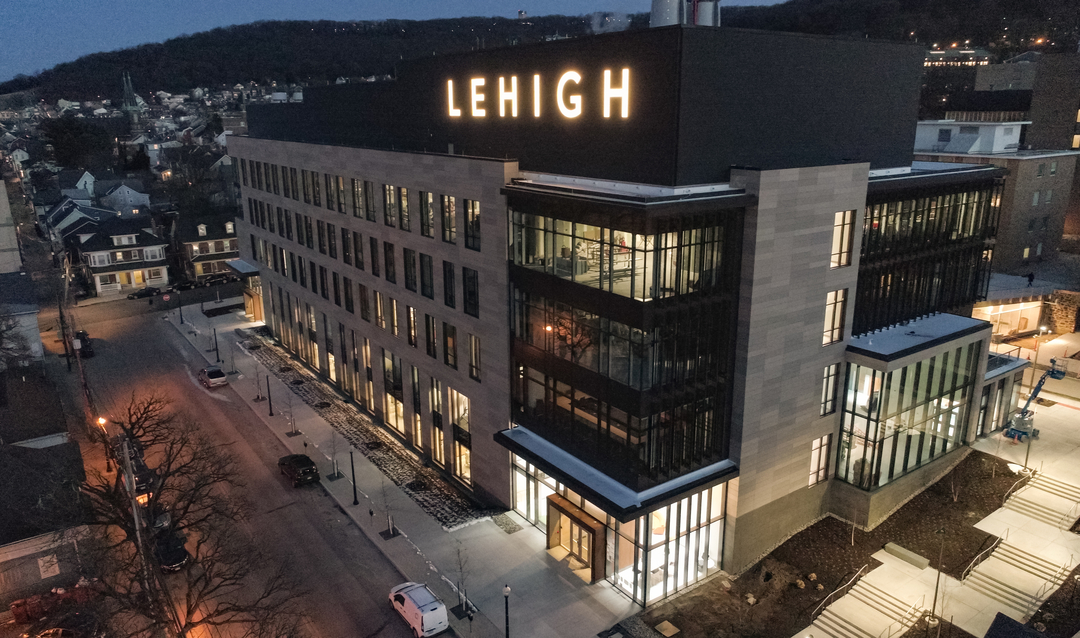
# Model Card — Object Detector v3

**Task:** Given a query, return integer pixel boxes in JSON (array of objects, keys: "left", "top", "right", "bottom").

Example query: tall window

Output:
[
  {"left": 342, "top": 228, "right": 352, "bottom": 265},
  {"left": 821, "top": 364, "right": 839, "bottom": 416},
  {"left": 301, "top": 169, "right": 311, "bottom": 203},
  {"left": 351, "top": 178, "right": 365, "bottom": 217},
  {"left": 353, "top": 231, "right": 364, "bottom": 271},
  {"left": 327, "top": 223, "right": 337, "bottom": 259},
  {"left": 406, "top": 306, "right": 417, "bottom": 347},
  {"left": 317, "top": 220, "right": 327, "bottom": 254},
  {"left": 332, "top": 272, "right": 341, "bottom": 306},
  {"left": 290, "top": 168, "right": 299, "bottom": 200},
  {"left": 809, "top": 435, "right": 831, "bottom": 486},
  {"left": 358, "top": 284, "right": 370, "bottom": 321},
  {"left": 370, "top": 238, "right": 380, "bottom": 277},
  {"left": 318, "top": 266, "right": 329, "bottom": 300},
  {"left": 823, "top": 289, "right": 847, "bottom": 345},
  {"left": 398, "top": 187, "right": 410, "bottom": 231},
  {"left": 464, "top": 199, "right": 481, "bottom": 251},
  {"left": 443, "top": 323, "right": 457, "bottom": 369},
  {"left": 336, "top": 176, "right": 346, "bottom": 212},
  {"left": 441, "top": 195, "right": 457, "bottom": 243},
  {"left": 389, "top": 298, "right": 399, "bottom": 336},
  {"left": 311, "top": 171, "right": 321, "bottom": 207},
  {"left": 282, "top": 166, "right": 290, "bottom": 198},
  {"left": 430, "top": 378, "right": 445, "bottom": 466},
  {"left": 344, "top": 276, "right": 354, "bottom": 313},
  {"left": 420, "top": 192, "right": 435, "bottom": 238},
  {"left": 364, "top": 181, "right": 377, "bottom": 221},
  {"left": 403, "top": 248, "right": 417, "bottom": 292},
  {"left": 443, "top": 261, "right": 456, "bottom": 308},
  {"left": 324, "top": 174, "right": 334, "bottom": 210},
  {"left": 425, "top": 315, "right": 437, "bottom": 358},
  {"left": 830, "top": 209, "right": 854, "bottom": 268},
  {"left": 463, "top": 267, "right": 479, "bottom": 317},
  {"left": 375, "top": 292, "right": 385, "bottom": 329},
  {"left": 448, "top": 387, "right": 470, "bottom": 483},
  {"left": 468, "top": 334, "right": 481, "bottom": 381},
  {"left": 383, "top": 184, "right": 397, "bottom": 227},
  {"left": 384, "top": 242, "right": 396, "bottom": 284},
  {"left": 420, "top": 254, "right": 434, "bottom": 299}
]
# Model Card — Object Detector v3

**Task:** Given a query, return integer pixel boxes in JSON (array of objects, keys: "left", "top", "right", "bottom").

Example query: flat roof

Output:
[
  {"left": 914, "top": 149, "right": 1080, "bottom": 161},
  {"left": 495, "top": 427, "right": 737, "bottom": 521},
  {"left": 847, "top": 313, "right": 990, "bottom": 363}
]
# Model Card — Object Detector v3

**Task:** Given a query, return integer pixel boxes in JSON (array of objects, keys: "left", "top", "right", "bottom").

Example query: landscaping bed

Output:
[
  {"left": 1028, "top": 563, "right": 1080, "bottom": 637},
  {"left": 638, "top": 452, "right": 1023, "bottom": 638}
]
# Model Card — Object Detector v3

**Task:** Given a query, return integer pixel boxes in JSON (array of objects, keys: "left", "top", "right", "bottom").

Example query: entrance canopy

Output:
[{"left": 496, "top": 426, "right": 737, "bottom": 522}]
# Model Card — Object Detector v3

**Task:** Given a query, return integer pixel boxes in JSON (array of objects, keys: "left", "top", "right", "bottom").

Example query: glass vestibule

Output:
[
  {"left": 972, "top": 301, "right": 1043, "bottom": 338},
  {"left": 510, "top": 210, "right": 727, "bottom": 302},
  {"left": 510, "top": 454, "right": 725, "bottom": 604},
  {"left": 837, "top": 341, "right": 980, "bottom": 490}
]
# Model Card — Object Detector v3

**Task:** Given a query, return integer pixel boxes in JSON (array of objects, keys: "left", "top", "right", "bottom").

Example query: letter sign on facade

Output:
[{"left": 446, "top": 68, "right": 630, "bottom": 120}]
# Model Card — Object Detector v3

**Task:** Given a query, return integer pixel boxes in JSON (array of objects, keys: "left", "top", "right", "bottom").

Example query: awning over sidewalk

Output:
[
  {"left": 495, "top": 426, "right": 737, "bottom": 522},
  {"left": 224, "top": 258, "right": 260, "bottom": 276}
]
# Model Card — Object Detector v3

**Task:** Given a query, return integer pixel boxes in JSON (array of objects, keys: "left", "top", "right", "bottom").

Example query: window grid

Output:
[
  {"left": 809, "top": 434, "right": 831, "bottom": 486},
  {"left": 441, "top": 195, "right": 457, "bottom": 243},
  {"left": 830, "top": 209, "right": 854, "bottom": 269},
  {"left": 821, "top": 363, "right": 839, "bottom": 416},
  {"left": 443, "top": 261, "right": 456, "bottom": 308},
  {"left": 469, "top": 334, "right": 481, "bottom": 381},
  {"left": 823, "top": 289, "right": 847, "bottom": 345},
  {"left": 464, "top": 199, "right": 481, "bottom": 251}
]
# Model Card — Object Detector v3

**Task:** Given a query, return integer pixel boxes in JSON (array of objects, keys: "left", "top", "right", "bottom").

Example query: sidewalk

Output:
[{"left": 162, "top": 299, "right": 638, "bottom": 638}]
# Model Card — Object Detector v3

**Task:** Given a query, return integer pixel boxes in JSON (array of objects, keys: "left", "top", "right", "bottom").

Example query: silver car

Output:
[{"left": 197, "top": 366, "right": 228, "bottom": 388}]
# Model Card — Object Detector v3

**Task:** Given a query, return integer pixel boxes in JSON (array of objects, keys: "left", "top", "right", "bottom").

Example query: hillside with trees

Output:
[{"left": 1, "top": 0, "right": 1076, "bottom": 102}]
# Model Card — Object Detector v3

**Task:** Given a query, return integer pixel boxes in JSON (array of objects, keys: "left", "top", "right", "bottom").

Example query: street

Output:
[{"left": 48, "top": 301, "right": 415, "bottom": 638}]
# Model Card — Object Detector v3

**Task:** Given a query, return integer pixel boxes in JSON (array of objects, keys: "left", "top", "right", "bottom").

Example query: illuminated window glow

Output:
[{"left": 533, "top": 74, "right": 541, "bottom": 117}]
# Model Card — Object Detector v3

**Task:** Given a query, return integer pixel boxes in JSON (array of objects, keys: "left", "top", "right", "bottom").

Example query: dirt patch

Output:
[
  {"left": 1028, "top": 563, "right": 1080, "bottom": 637},
  {"left": 640, "top": 452, "right": 1023, "bottom": 638}
]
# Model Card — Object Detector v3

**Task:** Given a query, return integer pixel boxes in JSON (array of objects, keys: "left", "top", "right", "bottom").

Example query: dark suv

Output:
[
  {"left": 278, "top": 454, "right": 320, "bottom": 487},
  {"left": 153, "top": 530, "right": 190, "bottom": 573}
]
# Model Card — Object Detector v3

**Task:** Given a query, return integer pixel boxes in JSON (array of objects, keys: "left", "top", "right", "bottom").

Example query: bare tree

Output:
[
  {"left": 0, "top": 312, "right": 32, "bottom": 369},
  {"left": 41, "top": 393, "right": 303, "bottom": 638}
]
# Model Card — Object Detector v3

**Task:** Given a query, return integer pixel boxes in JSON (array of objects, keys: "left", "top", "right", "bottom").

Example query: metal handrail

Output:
[
  {"left": 1058, "top": 500, "right": 1080, "bottom": 530},
  {"left": 878, "top": 595, "right": 925, "bottom": 638},
  {"left": 1025, "top": 561, "right": 1070, "bottom": 619},
  {"left": 1003, "top": 473, "right": 1034, "bottom": 507},
  {"left": 811, "top": 564, "right": 868, "bottom": 621},
  {"left": 962, "top": 530, "right": 1007, "bottom": 582}
]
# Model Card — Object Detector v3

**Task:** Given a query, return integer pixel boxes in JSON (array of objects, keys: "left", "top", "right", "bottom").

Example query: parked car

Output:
[
  {"left": 203, "top": 273, "right": 237, "bottom": 287},
  {"left": 126, "top": 286, "right": 161, "bottom": 299},
  {"left": 71, "top": 330, "right": 94, "bottom": 358},
  {"left": 19, "top": 609, "right": 106, "bottom": 638},
  {"left": 166, "top": 280, "right": 200, "bottom": 292},
  {"left": 277, "top": 454, "right": 320, "bottom": 487},
  {"left": 153, "top": 530, "right": 190, "bottom": 573},
  {"left": 197, "top": 365, "right": 228, "bottom": 388},
  {"left": 389, "top": 582, "right": 449, "bottom": 637}
]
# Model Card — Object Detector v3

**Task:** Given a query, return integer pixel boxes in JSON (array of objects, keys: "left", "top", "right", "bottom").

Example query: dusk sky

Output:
[{"left": 3, "top": 0, "right": 785, "bottom": 84}]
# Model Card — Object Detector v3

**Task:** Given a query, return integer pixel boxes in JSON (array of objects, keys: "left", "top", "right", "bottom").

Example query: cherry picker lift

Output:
[{"left": 1006, "top": 357, "right": 1066, "bottom": 470}]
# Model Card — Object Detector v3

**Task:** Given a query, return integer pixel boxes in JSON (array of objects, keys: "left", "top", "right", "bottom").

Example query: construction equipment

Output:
[{"left": 1006, "top": 357, "right": 1067, "bottom": 443}]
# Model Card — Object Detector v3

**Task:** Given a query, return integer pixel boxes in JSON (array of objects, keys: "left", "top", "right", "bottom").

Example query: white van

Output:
[{"left": 388, "top": 582, "right": 449, "bottom": 637}]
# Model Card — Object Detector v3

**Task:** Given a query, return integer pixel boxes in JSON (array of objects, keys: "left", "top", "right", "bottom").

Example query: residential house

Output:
[
  {"left": 173, "top": 214, "right": 238, "bottom": 281},
  {"left": 99, "top": 184, "right": 150, "bottom": 212},
  {"left": 74, "top": 216, "right": 169, "bottom": 295},
  {"left": 57, "top": 170, "right": 94, "bottom": 198}
]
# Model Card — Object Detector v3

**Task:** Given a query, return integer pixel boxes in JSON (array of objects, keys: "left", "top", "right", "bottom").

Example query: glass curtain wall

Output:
[
  {"left": 837, "top": 341, "right": 980, "bottom": 490},
  {"left": 510, "top": 454, "right": 725, "bottom": 605},
  {"left": 510, "top": 211, "right": 726, "bottom": 301},
  {"left": 512, "top": 288, "right": 732, "bottom": 391}
]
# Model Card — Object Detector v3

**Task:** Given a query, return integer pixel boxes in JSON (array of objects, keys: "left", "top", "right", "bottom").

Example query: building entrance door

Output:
[{"left": 558, "top": 515, "right": 592, "bottom": 565}]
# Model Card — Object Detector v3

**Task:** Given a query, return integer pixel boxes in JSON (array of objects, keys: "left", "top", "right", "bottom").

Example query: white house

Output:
[
  {"left": 99, "top": 185, "right": 150, "bottom": 212},
  {"left": 76, "top": 217, "right": 169, "bottom": 296}
]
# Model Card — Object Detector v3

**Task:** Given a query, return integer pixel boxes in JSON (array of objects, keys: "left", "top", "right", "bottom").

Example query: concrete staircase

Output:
[
  {"left": 812, "top": 580, "right": 923, "bottom": 638},
  {"left": 965, "top": 543, "right": 1070, "bottom": 617},
  {"left": 1030, "top": 474, "right": 1080, "bottom": 503},
  {"left": 1003, "top": 487, "right": 1070, "bottom": 527}
]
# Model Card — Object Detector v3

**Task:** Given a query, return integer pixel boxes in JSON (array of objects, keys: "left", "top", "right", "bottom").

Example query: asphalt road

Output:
[{"left": 59, "top": 304, "right": 414, "bottom": 638}]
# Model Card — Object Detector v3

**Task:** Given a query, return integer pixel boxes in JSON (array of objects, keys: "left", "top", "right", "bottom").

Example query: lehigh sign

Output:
[{"left": 447, "top": 69, "right": 631, "bottom": 119}]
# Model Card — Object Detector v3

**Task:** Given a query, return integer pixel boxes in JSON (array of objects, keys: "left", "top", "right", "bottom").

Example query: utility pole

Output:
[{"left": 57, "top": 292, "right": 71, "bottom": 372}]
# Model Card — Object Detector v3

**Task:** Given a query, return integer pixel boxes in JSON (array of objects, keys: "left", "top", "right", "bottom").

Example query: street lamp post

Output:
[
  {"left": 177, "top": 289, "right": 184, "bottom": 325},
  {"left": 350, "top": 450, "right": 359, "bottom": 505},
  {"left": 928, "top": 528, "right": 945, "bottom": 636},
  {"left": 97, "top": 417, "right": 112, "bottom": 472},
  {"left": 503, "top": 584, "right": 511, "bottom": 638},
  {"left": 267, "top": 375, "right": 274, "bottom": 416},
  {"left": 1028, "top": 325, "right": 1049, "bottom": 394}
]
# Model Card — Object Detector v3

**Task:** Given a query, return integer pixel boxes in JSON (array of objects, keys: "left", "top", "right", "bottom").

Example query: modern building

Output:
[
  {"left": 231, "top": 25, "right": 1026, "bottom": 604},
  {"left": 914, "top": 121, "right": 1080, "bottom": 274}
]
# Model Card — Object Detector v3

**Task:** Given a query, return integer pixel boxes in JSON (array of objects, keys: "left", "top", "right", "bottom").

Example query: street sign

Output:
[{"left": 162, "top": 294, "right": 171, "bottom": 302}]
